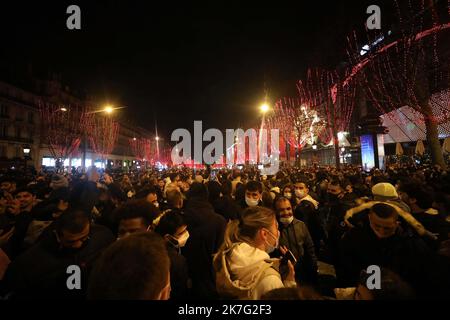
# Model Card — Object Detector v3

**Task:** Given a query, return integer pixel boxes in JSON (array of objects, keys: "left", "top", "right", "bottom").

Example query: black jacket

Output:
[
  {"left": 2, "top": 224, "right": 114, "bottom": 299},
  {"left": 211, "top": 196, "right": 241, "bottom": 221},
  {"left": 279, "top": 218, "right": 318, "bottom": 284},
  {"left": 167, "top": 243, "right": 189, "bottom": 300},
  {"left": 336, "top": 225, "right": 447, "bottom": 298},
  {"left": 183, "top": 198, "right": 226, "bottom": 299}
]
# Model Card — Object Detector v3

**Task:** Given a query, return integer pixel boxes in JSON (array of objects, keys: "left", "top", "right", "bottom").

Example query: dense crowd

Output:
[{"left": 0, "top": 163, "right": 449, "bottom": 300}]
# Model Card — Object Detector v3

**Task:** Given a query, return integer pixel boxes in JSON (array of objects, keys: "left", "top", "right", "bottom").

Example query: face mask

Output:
[
  {"left": 280, "top": 216, "right": 294, "bottom": 225},
  {"left": 295, "top": 189, "right": 306, "bottom": 199},
  {"left": 245, "top": 197, "right": 259, "bottom": 207},
  {"left": 152, "top": 201, "right": 159, "bottom": 208},
  {"left": 284, "top": 192, "right": 292, "bottom": 199},
  {"left": 264, "top": 229, "right": 279, "bottom": 254}
]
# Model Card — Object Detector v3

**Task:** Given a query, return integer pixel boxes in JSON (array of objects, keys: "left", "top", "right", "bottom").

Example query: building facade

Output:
[{"left": 0, "top": 76, "right": 157, "bottom": 171}]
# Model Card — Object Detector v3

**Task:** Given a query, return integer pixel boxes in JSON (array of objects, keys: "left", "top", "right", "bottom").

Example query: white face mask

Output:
[
  {"left": 280, "top": 216, "right": 294, "bottom": 225},
  {"left": 152, "top": 201, "right": 159, "bottom": 208},
  {"left": 175, "top": 231, "right": 189, "bottom": 248},
  {"left": 295, "top": 189, "right": 306, "bottom": 199},
  {"left": 284, "top": 192, "right": 292, "bottom": 199},
  {"left": 245, "top": 197, "right": 259, "bottom": 207},
  {"left": 265, "top": 229, "right": 279, "bottom": 254}
]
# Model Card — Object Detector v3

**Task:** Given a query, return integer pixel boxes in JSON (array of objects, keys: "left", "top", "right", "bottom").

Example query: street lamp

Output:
[
  {"left": 312, "top": 144, "right": 317, "bottom": 150},
  {"left": 260, "top": 103, "right": 270, "bottom": 114},
  {"left": 23, "top": 146, "right": 31, "bottom": 170},
  {"left": 104, "top": 105, "right": 114, "bottom": 114},
  {"left": 60, "top": 107, "right": 68, "bottom": 112}
]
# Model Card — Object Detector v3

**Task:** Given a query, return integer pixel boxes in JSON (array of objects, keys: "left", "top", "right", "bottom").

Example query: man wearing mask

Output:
[
  {"left": 240, "top": 181, "right": 263, "bottom": 209},
  {"left": 293, "top": 181, "right": 319, "bottom": 209},
  {"left": 3, "top": 208, "right": 114, "bottom": 299},
  {"left": 324, "top": 179, "right": 353, "bottom": 265},
  {"left": 274, "top": 197, "right": 318, "bottom": 285},
  {"left": 154, "top": 209, "right": 190, "bottom": 300}
]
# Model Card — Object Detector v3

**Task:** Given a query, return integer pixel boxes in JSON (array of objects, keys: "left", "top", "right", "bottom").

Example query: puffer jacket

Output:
[{"left": 215, "top": 242, "right": 296, "bottom": 300}]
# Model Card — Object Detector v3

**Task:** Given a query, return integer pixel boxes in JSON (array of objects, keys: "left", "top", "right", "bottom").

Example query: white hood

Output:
[
  {"left": 228, "top": 243, "right": 273, "bottom": 287},
  {"left": 299, "top": 194, "right": 319, "bottom": 209}
]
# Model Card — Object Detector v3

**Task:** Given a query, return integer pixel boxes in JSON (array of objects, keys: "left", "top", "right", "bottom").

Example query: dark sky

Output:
[{"left": 0, "top": 0, "right": 397, "bottom": 138}]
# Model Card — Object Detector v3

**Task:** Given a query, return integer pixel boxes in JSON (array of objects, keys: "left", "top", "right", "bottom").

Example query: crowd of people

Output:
[{"left": 0, "top": 162, "right": 449, "bottom": 300}]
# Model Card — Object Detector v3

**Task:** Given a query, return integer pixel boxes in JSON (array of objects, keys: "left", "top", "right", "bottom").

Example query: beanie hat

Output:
[
  {"left": 372, "top": 183, "right": 398, "bottom": 201},
  {"left": 50, "top": 174, "right": 69, "bottom": 190}
]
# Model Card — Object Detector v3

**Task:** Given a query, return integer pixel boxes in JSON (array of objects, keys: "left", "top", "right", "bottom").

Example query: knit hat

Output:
[
  {"left": 372, "top": 183, "right": 398, "bottom": 201},
  {"left": 50, "top": 174, "right": 69, "bottom": 190}
]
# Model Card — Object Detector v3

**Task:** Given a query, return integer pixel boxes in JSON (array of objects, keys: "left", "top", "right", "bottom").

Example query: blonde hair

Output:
[{"left": 213, "top": 206, "right": 275, "bottom": 269}]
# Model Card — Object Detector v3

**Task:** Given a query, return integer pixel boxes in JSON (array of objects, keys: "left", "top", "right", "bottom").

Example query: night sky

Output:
[{"left": 0, "top": 0, "right": 398, "bottom": 139}]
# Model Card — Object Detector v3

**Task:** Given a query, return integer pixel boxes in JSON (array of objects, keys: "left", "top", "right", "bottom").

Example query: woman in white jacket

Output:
[{"left": 213, "top": 206, "right": 296, "bottom": 300}]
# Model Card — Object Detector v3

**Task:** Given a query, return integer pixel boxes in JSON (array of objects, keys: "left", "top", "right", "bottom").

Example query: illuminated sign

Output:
[{"left": 360, "top": 134, "right": 375, "bottom": 171}]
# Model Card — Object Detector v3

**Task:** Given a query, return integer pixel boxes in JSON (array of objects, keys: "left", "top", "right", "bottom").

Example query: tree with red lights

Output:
[
  {"left": 129, "top": 138, "right": 152, "bottom": 162},
  {"left": 267, "top": 97, "right": 325, "bottom": 165},
  {"left": 39, "top": 103, "right": 91, "bottom": 170},
  {"left": 297, "top": 68, "right": 355, "bottom": 168},
  {"left": 348, "top": 0, "right": 449, "bottom": 168},
  {"left": 87, "top": 116, "right": 120, "bottom": 160}
]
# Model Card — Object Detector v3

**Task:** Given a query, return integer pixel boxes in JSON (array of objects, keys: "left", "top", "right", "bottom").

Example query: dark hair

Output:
[
  {"left": 14, "top": 186, "right": 37, "bottom": 197},
  {"left": 329, "top": 179, "right": 343, "bottom": 188},
  {"left": 221, "top": 180, "right": 232, "bottom": 197},
  {"left": 154, "top": 209, "right": 186, "bottom": 237},
  {"left": 88, "top": 232, "right": 170, "bottom": 299},
  {"left": 115, "top": 199, "right": 160, "bottom": 227},
  {"left": 359, "top": 268, "right": 415, "bottom": 300},
  {"left": 55, "top": 208, "right": 90, "bottom": 235},
  {"left": 188, "top": 182, "right": 208, "bottom": 200},
  {"left": 400, "top": 183, "right": 434, "bottom": 210},
  {"left": 370, "top": 203, "right": 398, "bottom": 220},
  {"left": 245, "top": 181, "right": 263, "bottom": 194},
  {"left": 169, "top": 173, "right": 179, "bottom": 182},
  {"left": 207, "top": 181, "right": 222, "bottom": 202},
  {"left": 135, "top": 185, "right": 158, "bottom": 200},
  {"left": 273, "top": 196, "right": 291, "bottom": 210}
]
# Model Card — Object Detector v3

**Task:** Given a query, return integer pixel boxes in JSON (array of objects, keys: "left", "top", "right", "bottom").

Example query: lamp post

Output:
[{"left": 23, "top": 146, "right": 31, "bottom": 171}]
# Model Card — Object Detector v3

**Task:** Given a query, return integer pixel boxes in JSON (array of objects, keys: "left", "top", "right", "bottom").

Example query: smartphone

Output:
[{"left": 283, "top": 249, "right": 297, "bottom": 264}]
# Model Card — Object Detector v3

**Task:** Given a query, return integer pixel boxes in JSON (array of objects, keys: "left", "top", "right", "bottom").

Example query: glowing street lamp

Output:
[
  {"left": 260, "top": 103, "right": 270, "bottom": 114},
  {"left": 312, "top": 144, "right": 317, "bottom": 150},
  {"left": 104, "top": 105, "right": 114, "bottom": 114},
  {"left": 60, "top": 107, "right": 68, "bottom": 112}
]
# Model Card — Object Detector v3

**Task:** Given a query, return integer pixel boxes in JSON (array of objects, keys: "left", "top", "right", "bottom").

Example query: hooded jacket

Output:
[
  {"left": 215, "top": 242, "right": 296, "bottom": 300},
  {"left": 297, "top": 194, "right": 319, "bottom": 209}
]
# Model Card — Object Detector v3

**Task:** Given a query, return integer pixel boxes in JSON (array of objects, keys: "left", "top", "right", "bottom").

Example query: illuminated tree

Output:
[
  {"left": 297, "top": 68, "right": 356, "bottom": 168},
  {"left": 348, "top": 0, "right": 450, "bottom": 168},
  {"left": 267, "top": 97, "right": 325, "bottom": 164},
  {"left": 129, "top": 137, "right": 152, "bottom": 162},
  {"left": 39, "top": 103, "right": 91, "bottom": 170},
  {"left": 87, "top": 116, "right": 120, "bottom": 160}
]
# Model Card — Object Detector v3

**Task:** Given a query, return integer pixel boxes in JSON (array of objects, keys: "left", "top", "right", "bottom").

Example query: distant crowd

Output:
[{"left": 0, "top": 162, "right": 449, "bottom": 300}]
